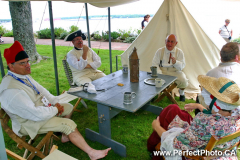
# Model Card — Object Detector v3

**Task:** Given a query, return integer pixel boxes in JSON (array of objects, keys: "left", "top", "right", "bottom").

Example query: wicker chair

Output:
[{"left": 61, "top": 59, "right": 87, "bottom": 111}]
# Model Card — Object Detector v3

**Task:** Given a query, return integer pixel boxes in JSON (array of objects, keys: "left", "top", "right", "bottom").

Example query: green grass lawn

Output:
[{"left": 0, "top": 44, "right": 239, "bottom": 160}]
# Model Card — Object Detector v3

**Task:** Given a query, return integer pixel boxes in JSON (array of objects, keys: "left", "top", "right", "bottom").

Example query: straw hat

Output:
[{"left": 198, "top": 75, "right": 240, "bottom": 105}]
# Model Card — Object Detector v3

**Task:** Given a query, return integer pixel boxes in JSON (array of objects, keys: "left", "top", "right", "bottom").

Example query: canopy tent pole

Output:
[
  {"left": 0, "top": 51, "right": 5, "bottom": 78},
  {"left": 48, "top": 1, "right": 60, "bottom": 95},
  {"left": 108, "top": 7, "right": 112, "bottom": 73},
  {"left": 0, "top": 122, "right": 8, "bottom": 160},
  {"left": 85, "top": 3, "right": 91, "bottom": 48}
]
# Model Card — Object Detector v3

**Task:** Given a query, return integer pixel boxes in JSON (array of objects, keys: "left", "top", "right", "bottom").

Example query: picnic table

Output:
[{"left": 69, "top": 70, "right": 177, "bottom": 157}]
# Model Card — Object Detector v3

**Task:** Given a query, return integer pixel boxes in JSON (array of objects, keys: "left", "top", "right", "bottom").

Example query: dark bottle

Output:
[{"left": 129, "top": 47, "right": 139, "bottom": 83}]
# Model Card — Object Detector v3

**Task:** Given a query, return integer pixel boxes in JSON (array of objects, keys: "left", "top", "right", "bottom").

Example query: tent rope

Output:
[
  {"left": 35, "top": 2, "right": 48, "bottom": 44},
  {"left": 91, "top": 8, "right": 108, "bottom": 55}
]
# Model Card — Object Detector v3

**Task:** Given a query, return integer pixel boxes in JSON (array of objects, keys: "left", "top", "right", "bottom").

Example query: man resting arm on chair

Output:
[
  {"left": 0, "top": 41, "right": 110, "bottom": 160},
  {"left": 65, "top": 30, "right": 106, "bottom": 87}
]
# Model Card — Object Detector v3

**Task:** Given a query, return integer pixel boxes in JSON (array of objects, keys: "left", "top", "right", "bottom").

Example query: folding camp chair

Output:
[
  {"left": 0, "top": 108, "right": 60, "bottom": 160},
  {"left": 155, "top": 130, "right": 240, "bottom": 160},
  {"left": 5, "top": 145, "right": 77, "bottom": 160},
  {"left": 61, "top": 59, "right": 87, "bottom": 112},
  {"left": 42, "top": 145, "right": 77, "bottom": 160},
  {"left": 154, "top": 82, "right": 178, "bottom": 105}
]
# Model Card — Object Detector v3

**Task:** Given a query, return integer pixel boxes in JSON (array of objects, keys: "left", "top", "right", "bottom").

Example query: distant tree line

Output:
[
  {"left": 60, "top": 14, "right": 154, "bottom": 20},
  {"left": 0, "top": 19, "right": 11, "bottom": 22}
]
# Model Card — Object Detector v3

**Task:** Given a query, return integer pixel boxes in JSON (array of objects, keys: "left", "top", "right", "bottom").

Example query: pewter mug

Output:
[
  {"left": 150, "top": 66, "right": 157, "bottom": 77},
  {"left": 122, "top": 65, "right": 128, "bottom": 73},
  {"left": 155, "top": 78, "right": 164, "bottom": 88},
  {"left": 123, "top": 92, "right": 136, "bottom": 104}
]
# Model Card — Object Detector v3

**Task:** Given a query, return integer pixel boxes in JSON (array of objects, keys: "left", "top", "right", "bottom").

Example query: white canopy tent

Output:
[
  {"left": 121, "top": 0, "right": 226, "bottom": 93},
  {"left": 4, "top": 0, "right": 139, "bottom": 8}
]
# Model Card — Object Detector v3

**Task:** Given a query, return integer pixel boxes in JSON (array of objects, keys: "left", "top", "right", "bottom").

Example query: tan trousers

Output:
[
  {"left": 223, "top": 38, "right": 230, "bottom": 43},
  {"left": 75, "top": 71, "right": 106, "bottom": 86},
  {"left": 161, "top": 67, "right": 188, "bottom": 89},
  {"left": 20, "top": 103, "right": 77, "bottom": 136},
  {"left": 223, "top": 38, "right": 231, "bottom": 43}
]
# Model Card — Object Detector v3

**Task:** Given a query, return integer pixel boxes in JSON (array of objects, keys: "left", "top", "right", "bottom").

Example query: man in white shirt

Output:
[
  {"left": 65, "top": 30, "right": 106, "bottom": 87},
  {"left": 0, "top": 41, "right": 110, "bottom": 159},
  {"left": 219, "top": 19, "right": 233, "bottom": 42},
  {"left": 152, "top": 34, "right": 188, "bottom": 102},
  {"left": 207, "top": 42, "right": 240, "bottom": 85}
]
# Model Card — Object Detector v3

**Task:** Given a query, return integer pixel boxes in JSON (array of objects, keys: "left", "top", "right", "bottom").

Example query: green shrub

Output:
[
  {"left": 123, "top": 36, "right": 136, "bottom": 43},
  {"left": 59, "top": 31, "right": 68, "bottom": 40},
  {"left": 69, "top": 25, "right": 79, "bottom": 33},
  {"left": 102, "top": 31, "right": 109, "bottom": 41},
  {"left": 3, "top": 30, "right": 13, "bottom": 37},
  {"left": 54, "top": 27, "right": 66, "bottom": 38},
  {"left": 37, "top": 28, "right": 51, "bottom": 39},
  {"left": 134, "top": 28, "right": 141, "bottom": 36},
  {"left": 111, "top": 31, "right": 120, "bottom": 39},
  {"left": 233, "top": 37, "right": 240, "bottom": 44},
  {"left": 118, "top": 29, "right": 131, "bottom": 40},
  {"left": 93, "top": 31, "right": 102, "bottom": 40},
  {"left": 0, "top": 25, "right": 7, "bottom": 35},
  {"left": 37, "top": 28, "right": 67, "bottom": 39}
]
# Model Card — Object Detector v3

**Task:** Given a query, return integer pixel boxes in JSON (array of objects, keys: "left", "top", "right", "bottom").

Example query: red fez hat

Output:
[{"left": 4, "top": 41, "right": 29, "bottom": 64}]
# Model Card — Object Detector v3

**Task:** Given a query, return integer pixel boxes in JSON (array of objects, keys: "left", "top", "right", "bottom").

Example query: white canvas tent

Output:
[
  {"left": 4, "top": 0, "right": 139, "bottom": 8},
  {"left": 121, "top": 0, "right": 226, "bottom": 93}
]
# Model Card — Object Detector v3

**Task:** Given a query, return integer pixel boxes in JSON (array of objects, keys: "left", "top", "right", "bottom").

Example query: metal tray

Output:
[{"left": 144, "top": 78, "right": 165, "bottom": 86}]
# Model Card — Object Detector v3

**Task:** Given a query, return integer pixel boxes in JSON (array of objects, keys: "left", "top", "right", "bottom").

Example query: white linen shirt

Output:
[
  {"left": 206, "top": 62, "right": 240, "bottom": 87},
  {"left": 67, "top": 48, "right": 101, "bottom": 71},
  {"left": 152, "top": 46, "right": 186, "bottom": 74},
  {"left": 0, "top": 71, "right": 58, "bottom": 136}
]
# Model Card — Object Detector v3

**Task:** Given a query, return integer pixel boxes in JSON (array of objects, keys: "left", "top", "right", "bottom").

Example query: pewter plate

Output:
[
  {"left": 144, "top": 78, "right": 165, "bottom": 86},
  {"left": 144, "top": 78, "right": 156, "bottom": 86}
]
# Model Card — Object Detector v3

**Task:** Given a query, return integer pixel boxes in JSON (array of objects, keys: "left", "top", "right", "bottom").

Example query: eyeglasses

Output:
[
  {"left": 226, "top": 22, "right": 230, "bottom": 24},
  {"left": 13, "top": 60, "right": 30, "bottom": 66}
]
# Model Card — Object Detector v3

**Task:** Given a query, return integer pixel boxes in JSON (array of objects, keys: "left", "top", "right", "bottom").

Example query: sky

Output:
[{"left": 0, "top": 0, "right": 163, "bottom": 20}]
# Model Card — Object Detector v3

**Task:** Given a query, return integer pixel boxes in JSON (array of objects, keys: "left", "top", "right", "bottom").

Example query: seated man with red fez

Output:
[
  {"left": 0, "top": 41, "right": 111, "bottom": 160},
  {"left": 152, "top": 34, "right": 188, "bottom": 102},
  {"left": 65, "top": 30, "right": 106, "bottom": 87}
]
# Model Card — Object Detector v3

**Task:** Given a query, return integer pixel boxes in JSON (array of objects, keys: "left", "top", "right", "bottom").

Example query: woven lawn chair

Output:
[
  {"left": 0, "top": 108, "right": 60, "bottom": 160},
  {"left": 61, "top": 59, "right": 87, "bottom": 112},
  {"left": 155, "top": 130, "right": 240, "bottom": 160}
]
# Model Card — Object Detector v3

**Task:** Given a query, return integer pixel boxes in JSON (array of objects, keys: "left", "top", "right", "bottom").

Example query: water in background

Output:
[{"left": 1, "top": 18, "right": 143, "bottom": 34}]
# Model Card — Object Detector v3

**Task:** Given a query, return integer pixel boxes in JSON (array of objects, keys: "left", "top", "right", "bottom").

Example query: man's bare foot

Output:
[
  {"left": 61, "top": 134, "right": 70, "bottom": 143},
  {"left": 88, "top": 148, "right": 111, "bottom": 160}
]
